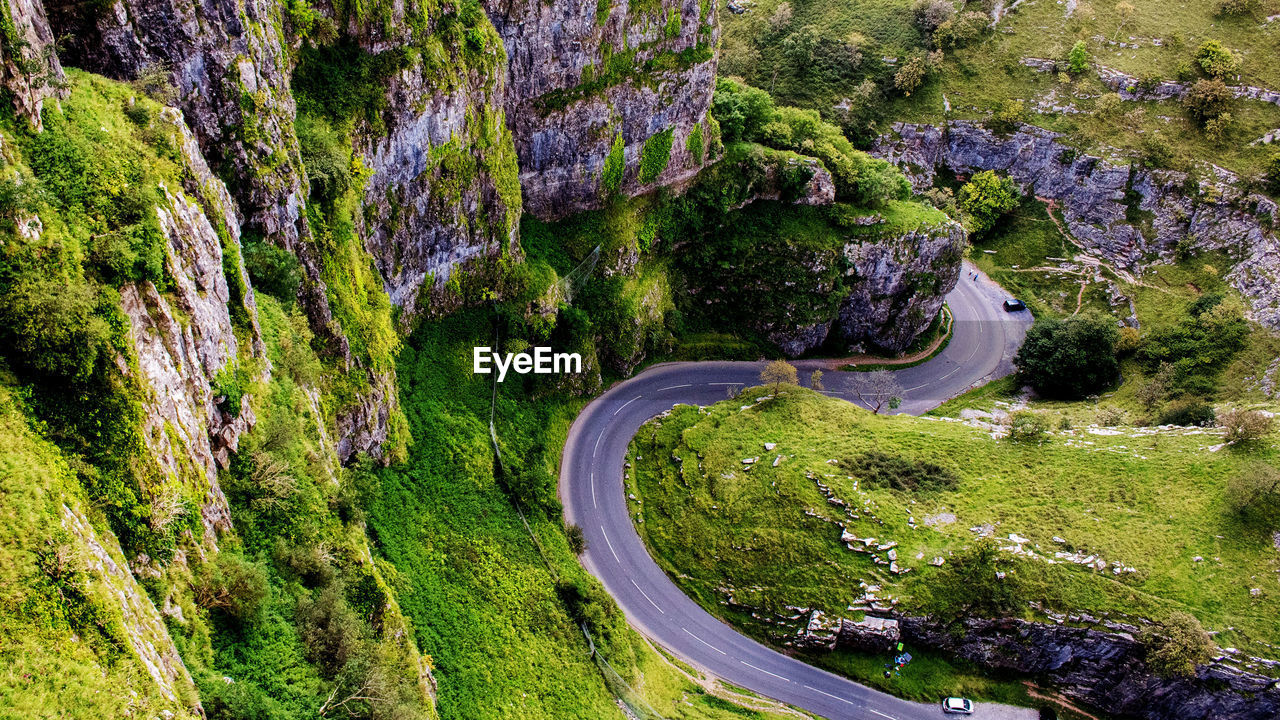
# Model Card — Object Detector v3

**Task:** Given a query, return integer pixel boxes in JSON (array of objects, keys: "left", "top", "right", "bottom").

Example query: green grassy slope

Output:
[{"left": 629, "top": 387, "right": 1280, "bottom": 666}]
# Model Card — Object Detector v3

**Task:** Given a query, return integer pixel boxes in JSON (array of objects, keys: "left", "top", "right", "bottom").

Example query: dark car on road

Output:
[{"left": 1003, "top": 298, "right": 1027, "bottom": 312}]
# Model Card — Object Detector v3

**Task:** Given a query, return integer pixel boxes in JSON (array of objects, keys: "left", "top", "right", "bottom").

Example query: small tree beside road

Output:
[
  {"left": 760, "top": 360, "right": 798, "bottom": 394},
  {"left": 853, "top": 370, "right": 903, "bottom": 414}
]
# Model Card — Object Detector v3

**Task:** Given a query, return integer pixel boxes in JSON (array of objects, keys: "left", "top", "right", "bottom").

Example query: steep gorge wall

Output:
[
  {"left": 484, "top": 0, "right": 719, "bottom": 218},
  {"left": 872, "top": 121, "right": 1280, "bottom": 330}
]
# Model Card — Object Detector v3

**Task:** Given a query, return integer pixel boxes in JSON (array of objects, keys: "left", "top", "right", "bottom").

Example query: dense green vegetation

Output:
[
  {"left": 1014, "top": 313, "right": 1121, "bottom": 400},
  {"left": 0, "top": 71, "right": 220, "bottom": 563},
  {"left": 629, "top": 387, "right": 1280, "bottom": 696}
]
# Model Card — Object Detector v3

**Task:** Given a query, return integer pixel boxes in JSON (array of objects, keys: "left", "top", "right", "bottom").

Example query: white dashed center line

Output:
[
  {"left": 600, "top": 526, "right": 619, "bottom": 563},
  {"left": 868, "top": 709, "right": 898, "bottom": 720},
  {"left": 802, "top": 685, "right": 855, "bottom": 706},
  {"left": 613, "top": 395, "right": 643, "bottom": 416},
  {"left": 658, "top": 383, "right": 692, "bottom": 391},
  {"left": 682, "top": 627, "right": 727, "bottom": 655},
  {"left": 630, "top": 578, "right": 664, "bottom": 613},
  {"left": 739, "top": 660, "right": 787, "bottom": 681}
]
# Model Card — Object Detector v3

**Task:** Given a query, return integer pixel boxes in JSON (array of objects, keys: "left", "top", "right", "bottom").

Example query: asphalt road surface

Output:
[{"left": 559, "top": 264, "right": 1035, "bottom": 720}]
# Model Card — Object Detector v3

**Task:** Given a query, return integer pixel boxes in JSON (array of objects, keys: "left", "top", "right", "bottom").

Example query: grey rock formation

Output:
[
  {"left": 357, "top": 40, "right": 521, "bottom": 323},
  {"left": 1, "top": 0, "right": 65, "bottom": 129},
  {"left": 120, "top": 108, "right": 267, "bottom": 546},
  {"left": 901, "top": 616, "right": 1280, "bottom": 720},
  {"left": 836, "top": 221, "right": 967, "bottom": 353},
  {"left": 485, "top": 0, "right": 719, "bottom": 218},
  {"left": 795, "top": 610, "right": 901, "bottom": 653},
  {"left": 873, "top": 121, "right": 1280, "bottom": 329}
]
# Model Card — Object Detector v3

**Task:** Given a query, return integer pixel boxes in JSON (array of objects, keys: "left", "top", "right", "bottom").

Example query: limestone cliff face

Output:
[
  {"left": 873, "top": 121, "right": 1280, "bottom": 330},
  {"left": 61, "top": 504, "right": 201, "bottom": 714},
  {"left": 120, "top": 108, "right": 267, "bottom": 547},
  {"left": 836, "top": 222, "right": 966, "bottom": 354},
  {"left": 354, "top": 27, "right": 522, "bottom": 322},
  {"left": 1, "top": 0, "right": 65, "bottom": 129},
  {"left": 484, "top": 0, "right": 719, "bottom": 218}
]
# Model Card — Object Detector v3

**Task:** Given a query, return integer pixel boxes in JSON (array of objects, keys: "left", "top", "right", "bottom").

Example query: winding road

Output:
[{"left": 559, "top": 263, "right": 1034, "bottom": 720}]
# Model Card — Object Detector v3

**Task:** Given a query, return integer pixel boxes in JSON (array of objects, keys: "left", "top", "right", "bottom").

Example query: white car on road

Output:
[{"left": 942, "top": 696, "right": 974, "bottom": 714}]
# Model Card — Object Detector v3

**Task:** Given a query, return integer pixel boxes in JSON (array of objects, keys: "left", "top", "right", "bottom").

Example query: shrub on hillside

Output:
[
  {"left": 1157, "top": 398, "right": 1216, "bottom": 427},
  {"left": 912, "top": 0, "right": 955, "bottom": 33},
  {"left": 1265, "top": 150, "right": 1280, "bottom": 194},
  {"left": 1182, "top": 79, "right": 1234, "bottom": 124},
  {"left": 1215, "top": 0, "right": 1258, "bottom": 16},
  {"left": 1066, "top": 41, "right": 1090, "bottom": 74},
  {"left": 933, "top": 11, "right": 989, "bottom": 48},
  {"left": 958, "top": 170, "right": 1020, "bottom": 236},
  {"left": 1219, "top": 409, "right": 1274, "bottom": 445},
  {"left": 1142, "top": 611, "right": 1215, "bottom": 678},
  {"left": 990, "top": 99, "right": 1028, "bottom": 133},
  {"left": 1195, "top": 40, "right": 1241, "bottom": 80},
  {"left": 711, "top": 79, "right": 910, "bottom": 206},
  {"left": 1007, "top": 411, "right": 1051, "bottom": 444},
  {"left": 193, "top": 553, "right": 270, "bottom": 622},
  {"left": 1226, "top": 464, "right": 1280, "bottom": 524},
  {"left": 921, "top": 538, "right": 1026, "bottom": 619},
  {"left": 1014, "top": 313, "right": 1120, "bottom": 400},
  {"left": 1137, "top": 293, "right": 1249, "bottom": 394}
]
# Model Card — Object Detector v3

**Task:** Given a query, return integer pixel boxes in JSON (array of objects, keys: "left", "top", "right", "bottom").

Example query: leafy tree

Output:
[
  {"left": 934, "top": 11, "right": 989, "bottom": 48},
  {"left": 243, "top": 237, "right": 303, "bottom": 300},
  {"left": 894, "top": 54, "right": 930, "bottom": 96},
  {"left": 565, "top": 523, "right": 588, "bottom": 555},
  {"left": 912, "top": 0, "right": 955, "bottom": 32},
  {"left": 1136, "top": 362, "right": 1175, "bottom": 412},
  {"left": 760, "top": 360, "right": 798, "bottom": 392},
  {"left": 1158, "top": 398, "right": 1216, "bottom": 427},
  {"left": 958, "top": 170, "right": 1020, "bottom": 235},
  {"left": 1066, "top": 40, "right": 1090, "bottom": 74},
  {"left": 809, "top": 369, "right": 824, "bottom": 392},
  {"left": 1183, "top": 79, "right": 1234, "bottom": 124},
  {"left": 1014, "top": 313, "right": 1120, "bottom": 399},
  {"left": 1195, "top": 40, "right": 1241, "bottom": 79},
  {"left": 990, "top": 99, "right": 1028, "bottom": 133},
  {"left": 1215, "top": 0, "right": 1258, "bottom": 16},
  {"left": 853, "top": 369, "right": 903, "bottom": 414},
  {"left": 1143, "top": 611, "right": 1215, "bottom": 678}
]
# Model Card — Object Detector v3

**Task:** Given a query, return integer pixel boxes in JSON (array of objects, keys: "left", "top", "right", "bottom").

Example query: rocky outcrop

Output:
[
  {"left": 836, "top": 220, "right": 966, "bottom": 353},
  {"left": 356, "top": 32, "right": 522, "bottom": 322},
  {"left": 484, "top": 0, "right": 719, "bottom": 218},
  {"left": 791, "top": 611, "right": 1280, "bottom": 720},
  {"left": 120, "top": 107, "right": 267, "bottom": 546},
  {"left": 903, "top": 616, "right": 1280, "bottom": 720},
  {"left": 1, "top": 0, "right": 65, "bottom": 129},
  {"left": 61, "top": 503, "right": 200, "bottom": 712},
  {"left": 795, "top": 610, "right": 901, "bottom": 653},
  {"left": 872, "top": 121, "right": 1280, "bottom": 329}
]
